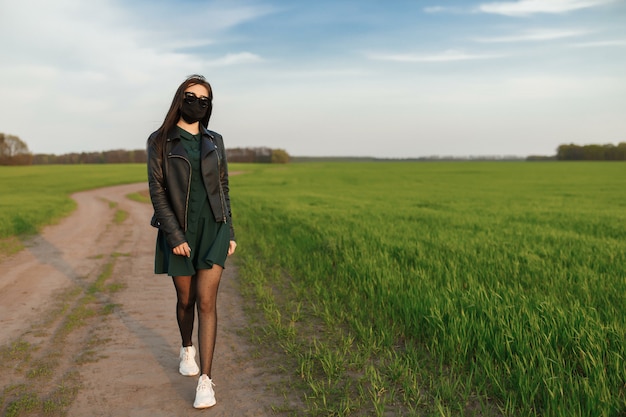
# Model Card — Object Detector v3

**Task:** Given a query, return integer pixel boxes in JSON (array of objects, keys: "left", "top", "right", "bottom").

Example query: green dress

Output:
[{"left": 154, "top": 127, "right": 230, "bottom": 276}]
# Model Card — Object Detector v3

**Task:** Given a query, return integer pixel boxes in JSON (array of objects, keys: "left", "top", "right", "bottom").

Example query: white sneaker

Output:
[
  {"left": 193, "top": 375, "right": 216, "bottom": 409},
  {"left": 179, "top": 346, "right": 200, "bottom": 376}
]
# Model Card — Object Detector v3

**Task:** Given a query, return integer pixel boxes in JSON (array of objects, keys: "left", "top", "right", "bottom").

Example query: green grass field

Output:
[
  {"left": 1, "top": 161, "right": 624, "bottom": 416},
  {"left": 0, "top": 164, "right": 147, "bottom": 239},
  {"left": 230, "top": 162, "right": 626, "bottom": 416}
]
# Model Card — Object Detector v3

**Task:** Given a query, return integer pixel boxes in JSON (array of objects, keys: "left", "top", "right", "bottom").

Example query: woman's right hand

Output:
[{"left": 173, "top": 242, "right": 191, "bottom": 258}]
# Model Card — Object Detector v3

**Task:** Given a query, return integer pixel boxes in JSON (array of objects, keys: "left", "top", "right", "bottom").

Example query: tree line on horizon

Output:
[
  {"left": 554, "top": 142, "right": 626, "bottom": 161},
  {"left": 0, "top": 133, "right": 290, "bottom": 165},
  {"left": 1, "top": 132, "right": 625, "bottom": 165}
]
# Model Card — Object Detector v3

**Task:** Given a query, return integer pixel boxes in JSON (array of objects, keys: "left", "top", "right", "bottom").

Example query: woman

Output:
[{"left": 147, "top": 74, "right": 236, "bottom": 409}]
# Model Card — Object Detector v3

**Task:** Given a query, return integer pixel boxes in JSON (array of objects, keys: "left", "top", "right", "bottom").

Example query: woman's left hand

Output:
[{"left": 227, "top": 240, "right": 237, "bottom": 256}]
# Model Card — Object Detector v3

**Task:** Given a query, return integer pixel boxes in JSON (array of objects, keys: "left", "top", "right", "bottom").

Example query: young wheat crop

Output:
[{"left": 232, "top": 161, "right": 626, "bottom": 416}]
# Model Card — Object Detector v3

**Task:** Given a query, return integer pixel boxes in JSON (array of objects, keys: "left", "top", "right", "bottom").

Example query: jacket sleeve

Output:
[
  {"left": 147, "top": 133, "right": 187, "bottom": 248},
  {"left": 217, "top": 133, "right": 236, "bottom": 241}
]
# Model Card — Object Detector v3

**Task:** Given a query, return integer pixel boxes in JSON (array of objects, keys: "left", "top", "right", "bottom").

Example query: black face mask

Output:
[{"left": 180, "top": 101, "right": 207, "bottom": 124}]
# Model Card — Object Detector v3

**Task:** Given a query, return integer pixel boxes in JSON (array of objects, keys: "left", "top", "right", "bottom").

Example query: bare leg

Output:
[
  {"left": 172, "top": 275, "right": 197, "bottom": 347},
  {"left": 195, "top": 266, "right": 223, "bottom": 377}
]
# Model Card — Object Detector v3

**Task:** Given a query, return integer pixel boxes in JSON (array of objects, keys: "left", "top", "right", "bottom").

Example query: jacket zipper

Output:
[
  {"left": 209, "top": 136, "right": 228, "bottom": 223},
  {"left": 216, "top": 150, "right": 227, "bottom": 223}
]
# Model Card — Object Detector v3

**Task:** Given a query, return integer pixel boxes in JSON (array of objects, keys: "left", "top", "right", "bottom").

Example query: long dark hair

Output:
[{"left": 153, "top": 74, "right": 213, "bottom": 144}]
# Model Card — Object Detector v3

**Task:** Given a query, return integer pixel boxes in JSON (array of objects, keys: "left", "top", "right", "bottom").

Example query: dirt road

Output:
[{"left": 0, "top": 183, "right": 294, "bottom": 416}]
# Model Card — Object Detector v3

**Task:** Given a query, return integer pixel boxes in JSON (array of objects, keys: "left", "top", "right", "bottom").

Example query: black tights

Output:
[{"left": 173, "top": 266, "right": 223, "bottom": 377}]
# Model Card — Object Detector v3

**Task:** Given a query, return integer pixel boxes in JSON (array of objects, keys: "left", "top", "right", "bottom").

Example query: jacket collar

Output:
[
  {"left": 166, "top": 125, "right": 217, "bottom": 159},
  {"left": 199, "top": 125, "right": 218, "bottom": 158},
  {"left": 167, "top": 124, "right": 215, "bottom": 141},
  {"left": 199, "top": 124, "right": 215, "bottom": 140}
]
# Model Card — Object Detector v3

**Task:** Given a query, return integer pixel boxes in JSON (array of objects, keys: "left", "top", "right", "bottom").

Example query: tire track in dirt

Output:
[{"left": 0, "top": 183, "right": 299, "bottom": 417}]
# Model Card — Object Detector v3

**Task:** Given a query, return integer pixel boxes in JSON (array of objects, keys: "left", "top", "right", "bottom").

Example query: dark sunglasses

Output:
[{"left": 184, "top": 92, "right": 211, "bottom": 108}]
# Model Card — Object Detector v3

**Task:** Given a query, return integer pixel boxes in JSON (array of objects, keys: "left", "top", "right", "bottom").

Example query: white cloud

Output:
[
  {"left": 572, "top": 39, "right": 626, "bottom": 47},
  {"left": 273, "top": 68, "right": 372, "bottom": 79},
  {"left": 0, "top": 0, "right": 272, "bottom": 79},
  {"left": 190, "top": 2, "right": 279, "bottom": 32},
  {"left": 423, "top": 6, "right": 467, "bottom": 14},
  {"left": 478, "top": 0, "right": 616, "bottom": 16},
  {"left": 367, "top": 50, "right": 506, "bottom": 62},
  {"left": 499, "top": 75, "right": 624, "bottom": 99},
  {"left": 205, "top": 52, "right": 263, "bottom": 67},
  {"left": 0, "top": 0, "right": 273, "bottom": 154},
  {"left": 423, "top": 74, "right": 626, "bottom": 103},
  {"left": 158, "top": 39, "right": 217, "bottom": 51},
  {"left": 0, "top": 0, "right": 624, "bottom": 158},
  {"left": 473, "top": 28, "right": 590, "bottom": 42}
]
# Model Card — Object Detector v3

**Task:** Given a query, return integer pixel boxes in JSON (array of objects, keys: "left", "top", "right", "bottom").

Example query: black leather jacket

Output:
[{"left": 147, "top": 125, "right": 235, "bottom": 249}]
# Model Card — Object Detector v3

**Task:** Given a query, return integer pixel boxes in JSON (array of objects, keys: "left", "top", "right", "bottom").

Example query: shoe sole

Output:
[
  {"left": 193, "top": 400, "right": 216, "bottom": 409},
  {"left": 179, "top": 368, "right": 200, "bottom": 376}
]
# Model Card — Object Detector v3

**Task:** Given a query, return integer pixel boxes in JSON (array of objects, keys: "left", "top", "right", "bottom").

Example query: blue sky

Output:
[{"left": 0, "top": 0, "right": 625, "bottom": 158}]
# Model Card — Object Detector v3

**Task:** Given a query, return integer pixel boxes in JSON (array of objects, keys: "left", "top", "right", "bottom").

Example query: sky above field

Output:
[{"left": 1, "top": 0, "right": 625, "bottom": 158}]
